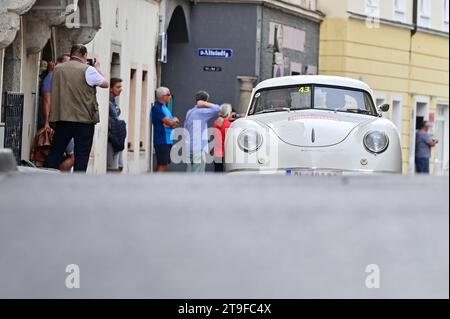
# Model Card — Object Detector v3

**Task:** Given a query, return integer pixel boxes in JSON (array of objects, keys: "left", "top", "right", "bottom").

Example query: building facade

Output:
[
  {"left": 0, "top": 0, "right": 161, "bottom": 174},
  {"left": 319, "top": 0, "right": 449, "bottom": 175},
  {"left": 84, "top": 0, "right": 160, "bottom": 174}
]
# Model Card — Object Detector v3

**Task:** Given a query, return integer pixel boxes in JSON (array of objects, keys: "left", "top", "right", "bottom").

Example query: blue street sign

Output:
[{"left": 198, "top": 48, "right": 233, "bottom": 58}]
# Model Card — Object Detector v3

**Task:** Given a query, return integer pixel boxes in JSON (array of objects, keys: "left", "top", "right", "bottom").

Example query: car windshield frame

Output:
[{"left": 248, "top": 84, "right": 378, "bottom": 117}]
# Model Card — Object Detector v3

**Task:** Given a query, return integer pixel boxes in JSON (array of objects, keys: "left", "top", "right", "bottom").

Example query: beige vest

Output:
[{"left": 50, "top": 60, "right": 100, "bottom": 124}]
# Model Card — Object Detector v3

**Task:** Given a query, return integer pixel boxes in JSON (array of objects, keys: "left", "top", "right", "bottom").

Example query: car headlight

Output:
[
  {"left": 237, "top": 129, "right": 263, "bottom": 153},
  {"left": 364, "top": 131, "right": 389, "bottom": 154}
]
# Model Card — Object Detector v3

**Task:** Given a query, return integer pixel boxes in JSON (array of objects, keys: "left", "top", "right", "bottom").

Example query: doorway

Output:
[
  {"left": 161, "top": 5, "right": 189, "bottom": 121},
  {"left": 433, "top": 104, "right": 449, "bottom": 175},
  {"left": 160, "top": 5, "right": 190, "bottom": 172},
  {"left": 36, "top": 40, "right": 54, "bottom": 130},
  {"left": 409, "top": 96, "right": 430, "bottom": 174},
  {"left": 0, "top": 49, "right": 4, "bottom": 148}
]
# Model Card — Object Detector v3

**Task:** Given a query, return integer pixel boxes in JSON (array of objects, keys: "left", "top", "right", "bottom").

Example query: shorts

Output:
[
  {"left": 107, "top": 142, "right": 124, "bottom": 170},
  {"left": 155, "top": 144, "right": 172, "bottom": 166}
]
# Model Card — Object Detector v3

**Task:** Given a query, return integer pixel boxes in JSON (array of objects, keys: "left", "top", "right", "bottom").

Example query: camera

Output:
[{"left": 87, "top": 58, "right": 95, "bottom": 66}]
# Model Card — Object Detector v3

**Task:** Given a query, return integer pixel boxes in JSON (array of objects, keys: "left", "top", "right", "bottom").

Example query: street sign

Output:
[
  {"left": 203, "top": 66, "right": 222, "bottom": 72},
  {"left": 198, "top": 48, "right": 233, "bottom": 58}
]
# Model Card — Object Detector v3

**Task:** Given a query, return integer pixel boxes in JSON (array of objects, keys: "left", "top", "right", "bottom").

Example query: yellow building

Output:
[{"left": 318, "top": 0, "right": 449, "bottom": 175}]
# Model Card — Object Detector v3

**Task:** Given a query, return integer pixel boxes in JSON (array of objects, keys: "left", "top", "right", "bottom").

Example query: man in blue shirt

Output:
[
  {"left": 151, "top": 87, "right": 180, "bottom": 172},
  {"left": 184, "top": 91, "right": 221, "bottom": 173},
  {"left": 415, "top": 121, "right": 439, "bottom": 174}
]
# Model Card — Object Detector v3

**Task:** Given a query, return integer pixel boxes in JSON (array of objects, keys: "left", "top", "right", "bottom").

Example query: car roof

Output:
[{"left": 254, "top": 75, "right": 373, "bottom": 94}]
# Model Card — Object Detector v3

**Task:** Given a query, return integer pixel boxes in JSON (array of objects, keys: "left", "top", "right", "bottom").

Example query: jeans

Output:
[
  {"left": 107, "top": 142, "right": 123, "bottom": 170},
  {"left": 415, "top": 157, "right": 430, "bottom": 174},
  {"left": 45, "top": 121, "right": 95, "bottom": 172},
  {"left": 187, "top": 152, "right": 207, "bottom": 174}
]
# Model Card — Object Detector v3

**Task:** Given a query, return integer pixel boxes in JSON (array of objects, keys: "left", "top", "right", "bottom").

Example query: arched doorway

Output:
[
  {"left": 161, "top": 5, "right": 190, "bottom": 123},
  {"left": 159, "top": 5, "right": 191, "bottom": 172}
]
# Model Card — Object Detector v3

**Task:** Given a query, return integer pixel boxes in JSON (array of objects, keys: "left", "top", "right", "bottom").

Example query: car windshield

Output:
[{"left": 248, "top": 85, "right": 377, "bottom": 116}]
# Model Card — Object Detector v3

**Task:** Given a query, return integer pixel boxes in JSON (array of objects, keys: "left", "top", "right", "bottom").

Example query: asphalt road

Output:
[{"left": 0, "top": 173, "right": 448, "bottom": 298}]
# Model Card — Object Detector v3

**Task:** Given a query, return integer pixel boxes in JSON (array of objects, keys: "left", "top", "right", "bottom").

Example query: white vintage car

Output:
[{"left": 225, "top": 76, "right": 403, "bottom": 175}]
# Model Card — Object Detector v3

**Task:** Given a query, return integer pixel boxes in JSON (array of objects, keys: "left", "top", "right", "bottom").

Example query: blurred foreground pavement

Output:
[{"left": 0, "top": 173, "right": 448, "bottom": 299}]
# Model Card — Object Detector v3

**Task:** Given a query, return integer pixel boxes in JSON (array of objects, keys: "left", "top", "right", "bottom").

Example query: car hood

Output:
[{"left": 253, "top": 110, "right": 376, "bottom": 147}]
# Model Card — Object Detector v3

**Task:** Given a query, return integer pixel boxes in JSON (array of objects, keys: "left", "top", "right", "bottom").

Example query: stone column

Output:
[
  {"left": 2, "top": 31, "right": 23, "bottom": 92},
  {"left": 237, "top": 76, "right": 257, "bottom": 115},
  {"left": 0, "top": 0, "right": 37, "bottom": 49}
]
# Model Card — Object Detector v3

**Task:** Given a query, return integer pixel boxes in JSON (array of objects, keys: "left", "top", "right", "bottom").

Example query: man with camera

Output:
[{"left": 45, "top": 44, "right": 109, "bottom": 173}]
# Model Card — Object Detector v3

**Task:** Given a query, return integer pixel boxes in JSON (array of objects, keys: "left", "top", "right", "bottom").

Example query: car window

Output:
[
  {"left": 314, "top": 86, "right": 376, "bottom": 115},
  {"left": 248, "top": 85, "right": 377, "bottom": 116},
  {"left": 249, "top": 85, "right": 312, "bottom": 115}
]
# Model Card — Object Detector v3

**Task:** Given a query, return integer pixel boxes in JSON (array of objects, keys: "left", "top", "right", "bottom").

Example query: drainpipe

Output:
[
  {"left": 412, "top": 0, "right": 418, "bottom": 36},
  {"left": 408, "top": 0, "right": 419, "bottom": 174}
]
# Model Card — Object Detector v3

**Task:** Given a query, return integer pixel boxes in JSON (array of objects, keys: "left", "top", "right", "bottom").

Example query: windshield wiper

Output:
[
  {"left": 255, "top": 107, "right": 291, "bottom": 115},
  {"left": 290, "top": 107, "right": 311, "bottom": 111},
  {"left": 345, "top": 109, "right": 371, "bottom": 114}
]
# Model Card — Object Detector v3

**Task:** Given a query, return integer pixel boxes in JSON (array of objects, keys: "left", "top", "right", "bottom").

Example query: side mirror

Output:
[{"left": 378, "top": 104, "right": 390, "bottom": 113}]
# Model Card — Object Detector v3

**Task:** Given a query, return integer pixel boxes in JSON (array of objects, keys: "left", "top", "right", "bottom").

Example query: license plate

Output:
[{"left": 286, "top": 169, "right": 343, "bottom": 177}]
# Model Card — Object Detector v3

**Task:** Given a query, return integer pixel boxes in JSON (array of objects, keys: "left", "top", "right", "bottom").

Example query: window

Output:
[
  {"left": 128, "top": 69, "right": 137, "bottom": 152},
  {"left": 299, "top": 0, "right": 317, "bottom": 11},
  {"left": 444, "top": 0, "right": 449, "bottom": 32},
  {"left": 394, "top": 0, "right": 407, "bottom": 22},
  {"left": 418, "top": 0, "right": 431, "bottom": 28},
  {"left": 391, "top": 98, "right": 403, "bottom": 134},
  {"left": 139, "top": 71, "right": 149, "bottom": 153},
  {"left": 365, "top": 0, "right": 380, "bottom": 17}
]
